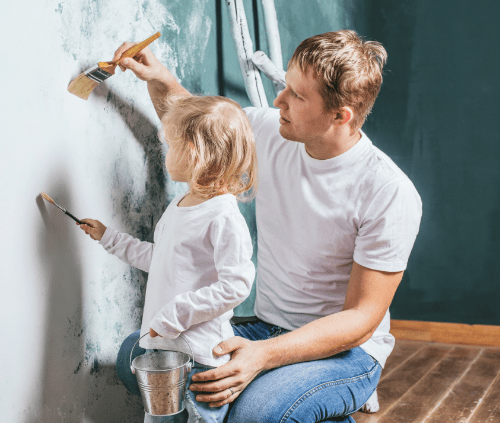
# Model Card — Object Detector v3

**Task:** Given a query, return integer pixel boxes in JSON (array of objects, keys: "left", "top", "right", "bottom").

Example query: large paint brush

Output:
[
  {"left": 41, "top": 191, "right": 84, "bottom": 224},
  {"left": 68, "top": 32, "right": 161, "bottom": 100}
]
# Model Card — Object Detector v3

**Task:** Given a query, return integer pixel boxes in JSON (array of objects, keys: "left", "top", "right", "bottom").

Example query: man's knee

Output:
[{"left": 227, "top": 351, "right": 381, "bottom": 423}]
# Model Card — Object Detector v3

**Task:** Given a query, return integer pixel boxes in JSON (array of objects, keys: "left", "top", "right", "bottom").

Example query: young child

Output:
[{"left": 79, "top": 95, "right": 257, "bottom": 423}]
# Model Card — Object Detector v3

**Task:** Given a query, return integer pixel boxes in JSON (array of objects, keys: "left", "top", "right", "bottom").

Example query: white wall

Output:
[{"left": 0, "top": 1, "right": 211, "bottom": 421}]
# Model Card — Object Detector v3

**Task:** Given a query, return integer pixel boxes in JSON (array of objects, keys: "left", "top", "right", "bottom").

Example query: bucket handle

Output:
[{"left": 130, "top": 332, "right": 194, "bottom": 374}]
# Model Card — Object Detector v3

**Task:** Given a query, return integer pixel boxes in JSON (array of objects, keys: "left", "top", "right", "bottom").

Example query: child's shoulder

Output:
[
  {"left": 208, "top": 195, "right": 248, "bottom": 226},
  {"left": 209, "top": 194, "right": 241, "bottom": 217}
]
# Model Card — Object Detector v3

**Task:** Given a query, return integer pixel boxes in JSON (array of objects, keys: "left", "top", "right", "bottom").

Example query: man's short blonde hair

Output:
[
  {"left": 289, "top": 30, "right": 387, "bottom": 131},
  {"left": 161, "top": 95, "right": 257, "bottom": 201}
]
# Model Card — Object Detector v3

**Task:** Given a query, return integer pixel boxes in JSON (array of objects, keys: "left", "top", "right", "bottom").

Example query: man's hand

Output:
[
  {"left": 150, "top": 327, "right": 160, "bottom": 338},
  {"left": 189, "top": 337, "right": 267, "bottom": 407},
  {"left": 110, "top": 41, "right": 191, "bottom": 120},
  {"left": 77, "top": 219, "right": 106, "bottom": 241},
  {"left": 111, "top": 43, "right": 168, "bottom": 83}
]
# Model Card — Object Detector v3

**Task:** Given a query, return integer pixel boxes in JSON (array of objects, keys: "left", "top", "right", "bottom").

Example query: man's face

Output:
[{"left": 273, "top": 65, "right": 333, "bottom": 144}]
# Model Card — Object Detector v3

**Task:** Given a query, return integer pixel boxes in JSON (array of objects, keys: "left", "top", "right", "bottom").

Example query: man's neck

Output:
[{"left": 304, "top": 130, "right": 362, "bottom": 160}]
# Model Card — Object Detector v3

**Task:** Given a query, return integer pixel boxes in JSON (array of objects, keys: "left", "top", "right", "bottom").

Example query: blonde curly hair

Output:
[{"left": 161, "top": 95, "right": 258, "bottom": 201}]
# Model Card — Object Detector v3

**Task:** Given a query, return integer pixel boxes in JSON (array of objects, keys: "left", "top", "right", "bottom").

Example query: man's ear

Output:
[{"left": 333, "top": 107, "right": 354, "bottom": 127}]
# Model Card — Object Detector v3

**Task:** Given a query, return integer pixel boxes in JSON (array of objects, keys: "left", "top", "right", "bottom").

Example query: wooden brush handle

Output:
[
  {"left": 120, "top": 32, "right": 161, "bottom": 60},
  {"left": 98, "top": 32, "right": 161, "bottom": 74}
]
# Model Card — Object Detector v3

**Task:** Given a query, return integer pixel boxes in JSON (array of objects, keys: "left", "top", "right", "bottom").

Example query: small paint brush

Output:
[
  {"left": 68, "top": 32, "right": 161, "bottom": 100},
  {"left": 41, "top": 191, "right": 84, "bottom": 224}
]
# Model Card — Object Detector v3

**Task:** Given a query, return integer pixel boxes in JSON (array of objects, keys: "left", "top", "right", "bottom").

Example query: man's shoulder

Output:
[
  {"left": 244, "top": 107, "right": 286, "bottom": 153},
  {"left": 358, "top": 135, "right": 421, "bottom": 204},
  {"left": 244, "top": 107, "right": 280, "bottom": 131}
]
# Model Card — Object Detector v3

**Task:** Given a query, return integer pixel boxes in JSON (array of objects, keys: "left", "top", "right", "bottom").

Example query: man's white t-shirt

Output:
[
  {"left": 99, "top": 193, "right": 255, "bottom": 367},
  {"left": 245, "top": 107, "right": 422, "bottom": 368}
]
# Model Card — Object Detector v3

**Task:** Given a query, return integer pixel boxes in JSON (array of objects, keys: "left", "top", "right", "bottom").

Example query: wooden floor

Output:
[{"left": 351, "top": 339, "right": 500, "bottom": 423}]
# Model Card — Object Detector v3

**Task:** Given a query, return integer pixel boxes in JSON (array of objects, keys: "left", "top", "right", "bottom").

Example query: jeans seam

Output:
[
  {"left": 186, "top": 389, "right": 203, "bottom": 420},
  {"left": 350, "top": 368, "right": 381, "bottom": 414},
  {"left": 279, "top": 361, "right": 380, "bottom": 423}
]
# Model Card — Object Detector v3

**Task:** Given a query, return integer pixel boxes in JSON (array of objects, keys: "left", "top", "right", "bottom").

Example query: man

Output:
[{"left": 114, "top": 30, "right": 422, "bottom": 422}]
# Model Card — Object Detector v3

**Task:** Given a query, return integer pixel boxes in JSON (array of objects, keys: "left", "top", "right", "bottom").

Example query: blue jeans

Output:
[
  {"left": 117, "top": 320, "right": 381, "bottom": 423},
  {"left": 228, "top": 320, "right": 381, "bottom": 422}
]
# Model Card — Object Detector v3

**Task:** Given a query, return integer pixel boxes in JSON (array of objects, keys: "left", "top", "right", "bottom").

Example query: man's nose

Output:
[{"left": 273, "top": 90, "right": 286, "bottom": 108}]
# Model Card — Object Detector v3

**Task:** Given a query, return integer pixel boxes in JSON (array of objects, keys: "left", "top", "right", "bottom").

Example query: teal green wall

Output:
[
  {"left": 215, "top": 0, "right": 500, "bottom": 325},
  {"left": 364, "top": 0, "right": 500, "bottom": 325}
]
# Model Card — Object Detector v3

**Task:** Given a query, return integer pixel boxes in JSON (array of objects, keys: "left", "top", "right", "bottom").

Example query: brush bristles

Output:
[
  {"left": 41, "top": 191, "right": 55, "bottom": 205},
  {"left": 67, "top": 73, "right": 99, "bottom": 100}
]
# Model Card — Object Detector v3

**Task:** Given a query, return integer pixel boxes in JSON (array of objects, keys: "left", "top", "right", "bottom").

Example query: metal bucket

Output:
[{"left": 130, "top": 333, "right": 194, "bottom": 416}]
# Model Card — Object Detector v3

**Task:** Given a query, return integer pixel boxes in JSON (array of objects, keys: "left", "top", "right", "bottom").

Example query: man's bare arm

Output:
[
  {"left": 111, "top": 44, "right": 191, "bottom": 120},
  {"left": 189, "top": 262, "right": 403, "bottom": 407},
  {"left": 260, "top": 263, "right": 402, "bottom": 368}
]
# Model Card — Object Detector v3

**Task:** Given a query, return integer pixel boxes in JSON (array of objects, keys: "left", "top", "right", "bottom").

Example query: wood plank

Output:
[
  {"left": 352, "top": 340, "right": 425, "bottom": 422},
  {"left": 377, "top": 347, "right": 480, "bottom": 423},
  {"left": 468, "top": 365, "right": 500, "bottom": 422},
  {"left": 391, "top": 320, "right": 500, "bottom": 346},
  {"left": 382, "top": 340, "right": 426, "bottom": 379},
  {"left": 423, "top": 349, "right": 500, "bottom": 422},
  {"left": 353, "top": 344, "right": 451, "bottom": 423}
]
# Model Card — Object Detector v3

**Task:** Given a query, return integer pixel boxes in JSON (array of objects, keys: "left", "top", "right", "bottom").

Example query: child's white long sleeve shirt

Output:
[{"left": 99, "top": 193, "right": 255, "bottom": 366}]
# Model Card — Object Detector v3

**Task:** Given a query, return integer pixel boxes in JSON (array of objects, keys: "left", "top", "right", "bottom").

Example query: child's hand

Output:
[
  {"left": 150, "top": 328, "right": 160, "bottom": 338},
  {"left": 77, "top": 219, "right": 107, "bottom": 241}
]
